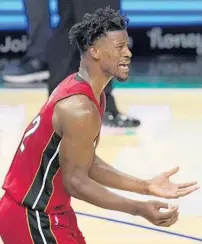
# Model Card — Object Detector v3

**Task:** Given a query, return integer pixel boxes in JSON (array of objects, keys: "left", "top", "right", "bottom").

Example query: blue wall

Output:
[{"left": 0, "top": 0, "right": 202, "bottom": 30}]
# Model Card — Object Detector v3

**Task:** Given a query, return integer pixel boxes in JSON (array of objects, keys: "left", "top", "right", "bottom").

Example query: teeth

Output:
[{"left": 119, "top": 64, "right": 129, "bottom": 72}]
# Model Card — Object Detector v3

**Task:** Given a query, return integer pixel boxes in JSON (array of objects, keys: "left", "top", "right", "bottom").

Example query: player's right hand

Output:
[{"left": 137, "top": 200, "right": 179, "bottom": 227}]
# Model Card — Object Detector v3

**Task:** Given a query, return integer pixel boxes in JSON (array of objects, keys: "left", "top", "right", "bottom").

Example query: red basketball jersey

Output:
[{"left": 2, "top": 73, "right": 105, "bottom": 214}]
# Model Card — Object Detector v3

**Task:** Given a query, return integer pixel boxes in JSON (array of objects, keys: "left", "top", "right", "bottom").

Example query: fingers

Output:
[
  {"left": 149, "top": 202, "right": 179, "bottom": 227},
  {"left": 146, "top": 201, "right": 179, "bottom": 227},
  {"left": 178, "top": 181, "right": 198, "bottom": 189},
  {"left": 158, "top": 184, "right": 200, "bottom": 199},
  {"left": 157, "top": 205, "right": 178, "bottom": 220},
  {"left": 171, "top": 185, "right": 200, "bottom": 198},
  {"left": 158, "top": 213, "right": 179, "bottom": 227},
  {"left": 153, "top": 200, "right": 178, "bottom": 218},
  {"left": 155, "top": 201, "right": 169, "bottom": 209},
  {"left": 164, "top": 166, "right": 180, "bottom": 177},
  {"left": 156, "top": 204, "right": 179, "bottom": 227}
]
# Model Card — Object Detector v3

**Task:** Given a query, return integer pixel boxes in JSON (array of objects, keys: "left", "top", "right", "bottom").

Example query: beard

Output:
[{"left": 116, "top": 74, "right": 129, "bottom": 82}]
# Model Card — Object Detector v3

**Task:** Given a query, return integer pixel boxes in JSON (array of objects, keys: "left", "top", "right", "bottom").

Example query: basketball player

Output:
[{"left": 0, "top": 7, "right": 199, "bottom": 244}]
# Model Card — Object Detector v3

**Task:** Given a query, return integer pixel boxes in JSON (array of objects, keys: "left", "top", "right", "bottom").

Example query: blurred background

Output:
[
  {"left": 1, "top": 0, "right": 202, "bottom": 86},
  {"left": 0, "top": 0, "right": 202, "bottom": 243}
]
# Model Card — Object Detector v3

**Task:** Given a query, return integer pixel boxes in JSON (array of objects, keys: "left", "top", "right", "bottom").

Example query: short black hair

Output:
[{"left": 69, "top": 6, "right": 129, "bottom": 53}]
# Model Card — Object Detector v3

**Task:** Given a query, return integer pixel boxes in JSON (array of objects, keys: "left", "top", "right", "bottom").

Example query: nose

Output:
[{"left": 124, "top": 46, "right": 132, "bottom": 58}]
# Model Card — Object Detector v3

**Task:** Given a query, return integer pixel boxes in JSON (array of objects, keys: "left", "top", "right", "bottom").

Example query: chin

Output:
[{"left": 116, "top": 75, "right": 129, "bottom": 82}]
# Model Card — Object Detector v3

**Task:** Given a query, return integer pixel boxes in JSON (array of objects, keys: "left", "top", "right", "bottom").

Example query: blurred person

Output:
[
  {"left": 2, "top": 0, "right": 140, "bottom": 128},
  {"left": 2, "top": 0, "right": 51, "bottom": 83},
  {"left": 0, "top": 7, "right": 199, "bottom": 243}
]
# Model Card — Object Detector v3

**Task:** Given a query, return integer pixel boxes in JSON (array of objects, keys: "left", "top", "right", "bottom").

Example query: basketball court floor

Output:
[{"left": 0, "top": 87, "right": 202, "bottom": 243}]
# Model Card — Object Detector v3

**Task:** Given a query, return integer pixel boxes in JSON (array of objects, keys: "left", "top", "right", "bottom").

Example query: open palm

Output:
[{"left": 149, "top": 167, "right": 199, "bottom": 199}]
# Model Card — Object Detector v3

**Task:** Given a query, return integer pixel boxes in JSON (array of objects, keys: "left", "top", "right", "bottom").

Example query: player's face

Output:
[{"left": 98, "top": 30, "right": 132, "bottom": 81}]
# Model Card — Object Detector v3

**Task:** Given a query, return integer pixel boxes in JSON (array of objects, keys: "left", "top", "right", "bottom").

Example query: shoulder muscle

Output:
[{"left": 53, "top": 95, "right": 101, "bottom": 141}]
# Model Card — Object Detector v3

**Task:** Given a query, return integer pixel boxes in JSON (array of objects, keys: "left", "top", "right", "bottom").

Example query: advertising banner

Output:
[
  {"left": 123, "top": 0, "right": 202, "bottom": 56},
  {"left": 128, "top": 27, "right": 202, "bottom": 56},
  {"left": 1, "top": 0, "right": 202, "bottom": 57}
]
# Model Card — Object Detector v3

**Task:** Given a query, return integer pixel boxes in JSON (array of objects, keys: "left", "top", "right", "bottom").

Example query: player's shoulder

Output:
[
  {"left": 53, "top": 95, "right": 101, "bottom": 136},
  {"left": 57, "top": 95, "right": 97, "bottom": 114},
  {"left": 54, "top": 94, "right": 100, "bottom": 126}
]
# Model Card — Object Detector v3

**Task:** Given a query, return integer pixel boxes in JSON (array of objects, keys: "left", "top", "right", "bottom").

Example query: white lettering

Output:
[
  {"left": 147, "top": 28, "right": 202, "bottom": 55},
  {"left": 0, "top": 35, "right": 28, "bottom": 53}
]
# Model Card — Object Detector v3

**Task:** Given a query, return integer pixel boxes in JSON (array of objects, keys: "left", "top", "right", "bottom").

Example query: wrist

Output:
[
  {"left": 124, "top": 199, "right": 143, "bottom": 216},
  {"left": 134, "top": 201, "right": 147, "bottom": 217},
  {"left": 142, "top": 179, "right": 151, "bottom": 195}
]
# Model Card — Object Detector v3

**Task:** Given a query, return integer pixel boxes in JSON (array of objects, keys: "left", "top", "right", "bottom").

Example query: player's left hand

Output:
[{"left": 148, "top": 166, "right": 199, "bottom": 199}]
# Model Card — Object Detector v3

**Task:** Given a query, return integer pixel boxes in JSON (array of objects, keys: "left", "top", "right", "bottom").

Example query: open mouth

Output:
[{"left": 119, "top": 64, "right": 129, "bottom": 72}]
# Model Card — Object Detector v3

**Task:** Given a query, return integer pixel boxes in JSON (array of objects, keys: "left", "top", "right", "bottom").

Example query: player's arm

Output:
[
  {"left": 89, "top": 156, "right": 198, "bottom": 199},
  {"left": 53, "top": 95, "right": 138, "bottom": 214},
  {"left": 52, "top": 95, "right": 179, "bottom": 227},
  {"left": 89, "top": 155, "right": 150, "bottom": 195}
]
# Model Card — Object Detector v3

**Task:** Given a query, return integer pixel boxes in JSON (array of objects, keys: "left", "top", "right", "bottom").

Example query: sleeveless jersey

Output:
[{"left": 2, "top": 73, "right": 105, "bottom": 214}]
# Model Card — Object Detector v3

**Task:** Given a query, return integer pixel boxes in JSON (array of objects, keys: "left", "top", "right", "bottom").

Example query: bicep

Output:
[
  {"left": 59, "top": 132, "right": 95, "bottom": 182},
  {"left": 55, "top": 96, "right": 101, "bottom": 184}
]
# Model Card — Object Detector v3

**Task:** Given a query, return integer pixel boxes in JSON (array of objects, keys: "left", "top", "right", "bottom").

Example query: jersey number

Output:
[{"left": 20, "top": 115, "right": 41, "bottom": 152}]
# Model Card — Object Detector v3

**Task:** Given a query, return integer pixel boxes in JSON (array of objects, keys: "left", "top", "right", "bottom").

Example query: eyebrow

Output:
[{"left": 116, "top": 41, "right": 129, "bottom": 46}]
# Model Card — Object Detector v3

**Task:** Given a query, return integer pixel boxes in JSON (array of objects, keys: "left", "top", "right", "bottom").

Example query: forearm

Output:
[
  {"left": 65, "top": 175, "right": 140, "bottom": 215},
  {"left": 89, "top": 155, "right": 150, "bottom": 195}
]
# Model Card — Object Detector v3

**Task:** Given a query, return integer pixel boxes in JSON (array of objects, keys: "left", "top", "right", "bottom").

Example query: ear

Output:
[{"left": 89, "top": 46, "right": 100, "bottom": 60}]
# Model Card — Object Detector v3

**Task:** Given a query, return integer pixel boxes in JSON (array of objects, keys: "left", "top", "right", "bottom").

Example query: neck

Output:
[{"left": 78, "top": 58, "right": 112, "bottom": 100}]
